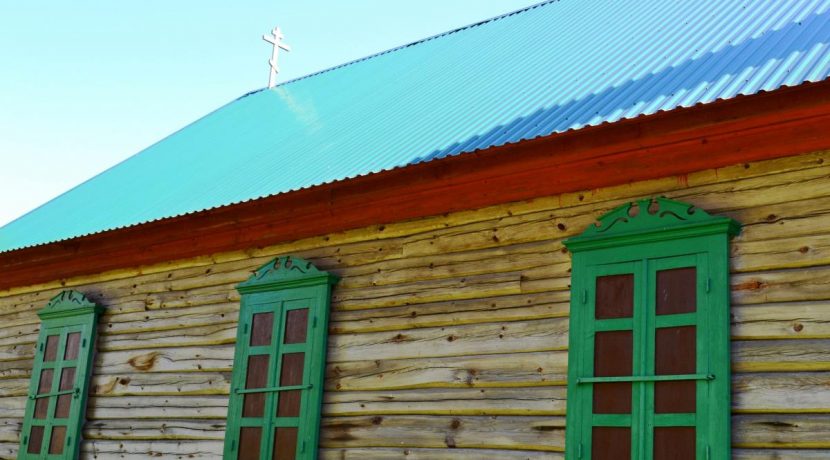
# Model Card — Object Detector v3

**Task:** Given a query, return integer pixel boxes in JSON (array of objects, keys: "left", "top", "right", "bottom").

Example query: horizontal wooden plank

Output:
[
  {"left": 80, "top": 439, "right": 224, "bottom": 459},
  {"left": 0, "top": 379, "right": 26, "bottom": 399},
  {"left": 94, "top": 345, "right": 235, "bottom": 375},
  {"left": 734, "top": 373, "right": 830, "bottom": 413},
  {"left": 324, "top": 387, "right": 566, "bottom": 416},
  {"left": 733, "top": 449, "right": 830, "bottom": 459},
  {"left": 320, "top": 415, "right": 565, "bottom": 452},
  {"left": 734, "top": 414, "right": 830, "bottom": 448},
  {"left": 332, "top": 271, "right": 524, "bottom": 311},
  {"left": 327, "top": 351, "right": 566, "bottom": 391},
  {"left": 87, "top": 395, "right": 227, "bottom": 419},
  {"left": 732, "top": 301, "right": 830, "bottom": 340},
  {"left": 92, "top": 372, "right": 231, "bottom": 396},
  {"left": 732, "top": 266, "right": 830, "bottom": 306},
  {"left": 330, "top": 291, "right": 569, "bottom": 333},
  {"left": 0, "top": 419, "right": 19, "bottom": 443},
  {"left": 329, "top": 317, "right": 567, "bottom": 362},
  {"left": 84, "top": 419, "right": 225, "bottom": 440},
  {"left": 319, "top": 447, "right": 563, "bottom": 459},
  {"left": 97, "top": 322, "right": 238, "bottom": 352},
  {"left": 733, "top": 339, "right": 830, "bottom": 372},
  {"left": 0, "top": 441, "right": 16, "bottom": 460}
]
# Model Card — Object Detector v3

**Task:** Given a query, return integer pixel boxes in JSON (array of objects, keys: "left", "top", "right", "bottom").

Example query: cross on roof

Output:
[{"left": 263, "top": 26, "right": 291, "bottom": 88}]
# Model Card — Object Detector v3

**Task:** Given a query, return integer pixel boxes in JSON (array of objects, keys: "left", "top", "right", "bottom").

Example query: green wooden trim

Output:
[
  {"left": 237, "top": 256, "right": 338, "bottom": 293},
  {"left": 19, "top": 290, "right": 102, "bottom": 460},
  {"left": 564, "top": 198, "right": 736, "bottom": 460},
  {"left": 591, "top": 414, "right": 632, "bottom": 427},
  {"left": 577, "top": 374, "right": 714, "bottom": 384},
  {"left": 224, "top": 256, "right": 337, "bottom": 459},
  {"left": 37, "top": 289, "right": 104, "bottom": 321},
  {"left": 235, "top": 384, "right": 313, "bottom": 394},
  {"left": 564, "top": 197, "right": 740, "bottom": 252}
]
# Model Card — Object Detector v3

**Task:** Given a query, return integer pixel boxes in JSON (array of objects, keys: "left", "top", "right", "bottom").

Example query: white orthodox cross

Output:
[{"left": 263, "top": 26, "right": 291, "bottom": 88}]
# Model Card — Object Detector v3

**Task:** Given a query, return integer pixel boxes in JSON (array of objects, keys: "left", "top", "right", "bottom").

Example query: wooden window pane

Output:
[
  {"left": 284, "top": 309, "right": 309, "bottom": 344},
  {"left": 44, "top": 335, "right": 60, "bottom": 362},
  {"left": 281, "top": 353, "right": 304, "bottom": 386},
  {"left": 49, "top": 425, "right": 66, "bottom": 454},
  {"left": 27, "top": 425, "right": 44, "bottom": 454},
  {"left": 656, "top": 267, "right": 696, "bottom": 315},
  {"left": 654, "top": 427, "right": 695, "bottom": 460},
  {"left": 238, "top": 427, "right": 262, "bottom": 460},
  {"left": 55, "top": 367, "right": 76, "bottom": 418},
  {"left": 655, "top": 326, "right": 696, "bottom": 413},
  {"left": 595, "top": 274, "right": 634, "bottom": 319},
  {"left": 277, "top": 390, "right": 301, "bottom": 417},
  {"left": 34, "top": 369, "right": 53, "bottom": 419},
  {"left": 250, "top": 312, "right": 274, "bottom": 346},
  {"left": 64, "top": 332, "right": 81, "bottom": 360},
  {"left": 592, "top": 426, "right": 630, "bottom": 460},
  {"left": 273, "top": 427, "right": 298, "bottom": 460},
  {"left": 243, "top": 354, "right": 270, "bottom": 418},
  {"left": 593, "top": 330, "right": 632, "bottom": 414}
]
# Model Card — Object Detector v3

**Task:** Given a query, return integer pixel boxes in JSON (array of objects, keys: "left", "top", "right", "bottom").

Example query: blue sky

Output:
[{"left": 0, "top": 0, "right": 534, "bottom": 226}]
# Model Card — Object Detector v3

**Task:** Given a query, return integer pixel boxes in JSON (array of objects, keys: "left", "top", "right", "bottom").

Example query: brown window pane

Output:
[
  {"left": 593, "top": 383, "right": 631, "bottom": 414},
  {"left": 251, "top": 312, "right": 274, "bottom": 346},
  {"left": 273, "top": 427, "right": 298, "bottom": 460},
  {"left": 593, "top": 330, "right": 632, "bottom": 414},
  {"left": 655, "top": 326, "right": 696, "bottom": 374},
  {"left": 34, "top": 369, "right": 54, "bottom": 419},
  {"left": 44, "top": 335, "right": 60, "bottom": 362},
  {"left": 656, "top": 267, "right": 696, "bottom": 315},
  {"left": 654, "top": 427, "right": 695, "bottom": 460},
  {"left": 37, "top": 369, "right": 53, "bottom": 394},
  {"left": 277, "top": 390, "right": 301, "bottom": 417},
  {"left": 49, "top": 426, "right": 66, "bottom": 454},
  {"left": 27, "top": 425, "right": 44, "bottom": 454},
  {"left": 592, "top": 426, "right": 630, "bottom": 460},
  {"left": 655, "top": 380, "right": 696, "bottom": 414},
  {"left": 280, "top": 353, "right": 305, "bottom": 387},
  {"left": 243, "top": 354, "right": 270, "bottom": 418},
  {"left": 655, "top": 326, "right": 696, "bottom": 413},
  {"left": 284, "top": 309, "right": 309, "bottom": 344},
  {"left": 595, "top": 274, "right": 634, "bottom": 319},
  {"left": 55, "top": 367, "right": 76, "bottom": 418},
  {"left": 238, "top": 427, "right": 262, "bottom": 460},
  {"left": 64, "top": 332, "right": 81, "bottom": 360}
]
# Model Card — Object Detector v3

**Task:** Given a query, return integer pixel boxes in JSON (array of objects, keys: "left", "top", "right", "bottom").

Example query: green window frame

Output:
[
  {"left": 19, "top": 290, "right": 103, "bottom": 459},
  {"left": 224, "top": 256, "right": 338, "bottom": 460},
  {"left": 563, "top": 198, "right": 740, "bottom": 460}
]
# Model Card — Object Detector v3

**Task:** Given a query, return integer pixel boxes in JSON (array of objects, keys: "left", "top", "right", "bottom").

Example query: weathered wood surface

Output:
[
  {"left": 319, "top": 448, "right": 564, "bottom": 459},
  {"left": 321, "top": 415, "right": 565, "bottom": 452},
  {"left": 1, "top": 152, "right": 830, "bottom": 458},
  {"left": 733, "top": 450, "right": 830, "bottom": 459},
  {"left": 734, "top": 414, "right": 830, "bottom": 448}
]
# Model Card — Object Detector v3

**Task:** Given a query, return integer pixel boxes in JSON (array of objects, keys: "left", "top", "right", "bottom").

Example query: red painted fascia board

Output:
[{"left": 3, "top": 80, "right": 830, "bottom": 290}]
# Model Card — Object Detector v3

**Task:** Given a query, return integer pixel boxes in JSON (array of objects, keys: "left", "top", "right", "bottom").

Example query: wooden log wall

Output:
[{"left": 2, "top": 151, "right": 830, "bottom": 459}]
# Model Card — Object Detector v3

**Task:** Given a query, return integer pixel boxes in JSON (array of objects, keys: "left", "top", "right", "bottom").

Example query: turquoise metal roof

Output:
[{"left": 3, "top": 0, "right": 830, "bottom": 253}]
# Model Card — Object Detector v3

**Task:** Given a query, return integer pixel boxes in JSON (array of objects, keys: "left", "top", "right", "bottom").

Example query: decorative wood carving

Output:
[
  {"left": 237, "top": 256, "right": 337, "bottom": 293},
  {"left": 38, "top": 290, "right": 101, "bottom": 320}
]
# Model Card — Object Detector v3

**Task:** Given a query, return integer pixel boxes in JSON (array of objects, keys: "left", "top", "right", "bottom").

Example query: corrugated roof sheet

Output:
[{"left": 3, "top": 0, "right": 830, "bottom": 253}]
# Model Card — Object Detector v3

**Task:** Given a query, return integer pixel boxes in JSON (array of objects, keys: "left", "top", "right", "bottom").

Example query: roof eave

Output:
[{"left": 3, "top": 79, "right": 830, "bottom": 292}]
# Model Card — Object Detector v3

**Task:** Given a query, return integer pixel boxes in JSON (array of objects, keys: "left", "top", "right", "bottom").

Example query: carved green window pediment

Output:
[{"left": 19, "top": 290, "right": 103, "bottom": 459}]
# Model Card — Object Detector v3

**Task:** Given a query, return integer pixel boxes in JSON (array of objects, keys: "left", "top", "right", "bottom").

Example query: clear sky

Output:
[{"left": 0, "top": 0, "right": 535, "bottom": 226}]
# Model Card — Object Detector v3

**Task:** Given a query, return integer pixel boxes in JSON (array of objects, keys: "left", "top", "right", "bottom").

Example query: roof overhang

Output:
[{"left": 4, "top": 79, "right": 830, "bottom": 291}]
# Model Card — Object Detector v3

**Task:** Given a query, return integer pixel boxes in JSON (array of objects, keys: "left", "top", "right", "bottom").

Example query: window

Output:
[
  {"left": 19, "top": 290, "right": 102, "bottom": 459},
  {"left": 224, "top": 256, "right": 338, "bottom": 460},
  {"left": 563, "top": 198, "right": 740, "bottom": 460}
]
